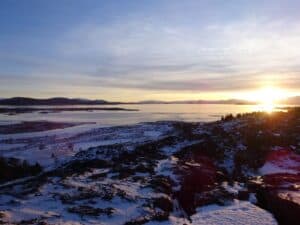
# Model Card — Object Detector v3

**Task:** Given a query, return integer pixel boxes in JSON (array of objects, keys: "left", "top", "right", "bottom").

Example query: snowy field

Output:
[
  {"left": 1, "top": 109, "right": 299, "bottom": 225},
  {"left": 0, "top": 118, "right": 282, "bottom": 224}
]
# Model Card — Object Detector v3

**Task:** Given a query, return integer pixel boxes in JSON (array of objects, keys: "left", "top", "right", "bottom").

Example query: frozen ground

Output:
[
  {"left": 1, "top": 109, "right": 299, "bottom": 224},
  {"left": 0, "top": 122, "right": 173, "bottom": 168}
]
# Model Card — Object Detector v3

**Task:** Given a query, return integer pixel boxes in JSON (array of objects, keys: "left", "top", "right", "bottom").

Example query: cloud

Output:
[
  {"left": 49, "top": 17, "right": 300, "bottom": 93},
  {"left": 2, "top": 1, "right": 300, "bottom": 98}
]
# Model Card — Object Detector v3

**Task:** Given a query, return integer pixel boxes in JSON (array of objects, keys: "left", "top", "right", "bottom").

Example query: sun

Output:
[
  {"left": 247, "top": 87, "right": 288, "bottom": 112},
  {"left": 255, "top": 87, "right": 280, "bottom": 104}
]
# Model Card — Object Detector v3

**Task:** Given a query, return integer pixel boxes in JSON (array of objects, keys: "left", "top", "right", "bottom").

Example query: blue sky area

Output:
[{"left": 1, "top": 0, "right": 300, "bottom": 100}]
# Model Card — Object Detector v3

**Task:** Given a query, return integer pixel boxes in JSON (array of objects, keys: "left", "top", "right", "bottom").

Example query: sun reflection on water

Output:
[{"left": 253, "top": 103, "right": 275, "bottom": 113}]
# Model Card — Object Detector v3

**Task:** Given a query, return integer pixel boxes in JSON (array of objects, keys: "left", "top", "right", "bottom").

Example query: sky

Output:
[{"left": 1, "top": 0, "right": 300, "bottom": 101}]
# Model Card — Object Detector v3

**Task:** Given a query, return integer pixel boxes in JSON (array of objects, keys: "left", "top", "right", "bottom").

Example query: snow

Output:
[
  {"left": 0, "top": 143, "right": 26, "bottom": 151},
  {"left": 0, "top": 121, "right": 177, "bottom": 224},
  {"left": 277, "top": 190, "right": 300, "bottom": 204},
  {"left": 143, "top": 130, "right": 163, "bottom": 138},
  {"left": 161, "top": 140, "right": 201, "bottom": 156},
  {"left": 155, "top": 157, "right": 181, "bottom": 191},
  {"left": 259, "top": 162, "right": 298, "bottom": 175},
  {"left": 145, "top": 215, "right": 190, "bottom": 225},
  {"left": 73, "top": 139, "right": 129, "bottom": 152},
  {"left": 191, "top": 200, "right": 277, "bottom": 225},
  {"left": 0, "top": 122, "right": 173, "bottom": 168},
  {"left": 0, "top": 116, "right": 290, "bottom": 225},
  {"left": 259, "top": 150, "right": 300, "bottom": 175},
  {"left": 221, "top": 182, "right": 245, "bottom": 195},
  {"left": 145, "top": 201, "right": 278, "bottom": 225},
  {"left": 0, "top": 123, "right": 100, "bottom": 140},
  {"left": 0, "top": 120, "right": 20, "bottom": 126},
  {"left": 249, "top": 193, "right": 258, "bottom": 204}
]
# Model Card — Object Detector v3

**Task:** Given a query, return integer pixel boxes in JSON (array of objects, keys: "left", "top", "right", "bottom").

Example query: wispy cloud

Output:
[
  {"left": 1, "top": 0, "right": 300, "bottom": 99},
  {"left": 51, "top": 17, "right": 300, "bottom": 91}
]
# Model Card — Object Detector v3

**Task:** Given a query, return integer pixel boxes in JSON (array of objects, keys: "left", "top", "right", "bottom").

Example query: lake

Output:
[{"left": 0, "top": 104, "right": 292, "bottom": 127}]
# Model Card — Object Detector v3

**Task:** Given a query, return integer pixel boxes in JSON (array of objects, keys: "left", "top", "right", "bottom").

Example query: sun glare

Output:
[{"left": 247, "top": 87, "right": 288, "bottom": 113}]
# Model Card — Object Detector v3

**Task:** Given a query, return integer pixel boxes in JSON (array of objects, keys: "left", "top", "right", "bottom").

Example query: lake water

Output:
[{"left": 0, "top": 104, "right": 292, "bottom": 127}]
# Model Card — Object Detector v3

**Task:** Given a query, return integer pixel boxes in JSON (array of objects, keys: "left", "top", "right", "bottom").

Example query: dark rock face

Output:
[
  {"left": 68, "top": 205, "right": 114, "bottom": 217},
  {"left": 152, "top": 197, "right": 173, "bottom": 212},
  {"left": 175, "top": 154, "right": 218, "bottom": 215},
  {"left": 250, "top": 149, "right": 300, "bottom": 225},
  {"left": 0, "top": 157, "right": 42, "bottom": 183},
  {"left": 257, "top": 188, "right": 300, "bottom": 225},
  {"left": 148, "top": 175, "right": 173, "bottom": 195}
]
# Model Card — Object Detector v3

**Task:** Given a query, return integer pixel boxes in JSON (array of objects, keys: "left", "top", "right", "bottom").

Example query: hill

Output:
[{"left": 0, "top": 97, "right": 113, "bottom": 105}]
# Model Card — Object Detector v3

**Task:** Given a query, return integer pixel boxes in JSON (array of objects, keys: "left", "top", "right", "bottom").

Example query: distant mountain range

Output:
[
  {"left": 0, "top": 97, "right": 120, "bottom": 106},
  {"left": 0, "top": 96, "right": 299, "bottom": 106}
]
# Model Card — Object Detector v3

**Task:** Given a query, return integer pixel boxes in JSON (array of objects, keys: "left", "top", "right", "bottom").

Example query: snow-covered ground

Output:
[
  {"left": 191, "top": 200, "right": 277, "bottom": 225},
  {"left": 0, "top": 122, "right": 173, "bottom": 168},
  {"left": 145, "top": 201, "right": 277, "bottom": 225},
  {"left": 3, "top": 112, "right": 299, "bottom": 224},
  {"left": 259, "top": 148, "right": 300, "bottom": 175}
]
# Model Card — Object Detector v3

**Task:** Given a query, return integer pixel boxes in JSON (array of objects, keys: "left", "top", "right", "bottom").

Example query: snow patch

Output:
[{"left": 191, "top": 200, "right": 277, "bottom": 225}]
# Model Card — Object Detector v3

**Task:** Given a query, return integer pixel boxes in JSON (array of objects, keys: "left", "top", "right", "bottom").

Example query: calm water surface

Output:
[{"left": 0, "top": 104, "right": 291, "bottom": 127}]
